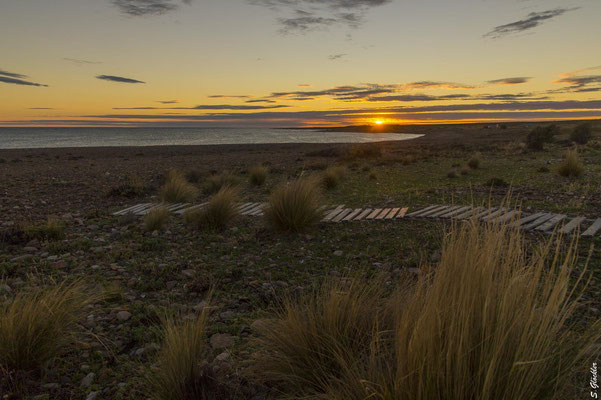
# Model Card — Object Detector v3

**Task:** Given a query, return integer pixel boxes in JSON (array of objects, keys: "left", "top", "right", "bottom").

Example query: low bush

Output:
[
  {"left": 321, "top": 165, "right": 346, "bottom": 190},
  {"left": 557, "top": 148, "right": 584, "bottom": 178},
  {"left": 344, "top": 143, "right": 383, "bottom": 160},
  {"left": 264, "top": 177, "right": 323, "bottom": 232},
  {"left": 24, "top": 218, "right": 65, "bottom": 241},
  {"left": 467, "top": 152, "right": 482, "bottom": 169},
  {"left": 203, "top": 172, "right": 238, "bottom": 195},
  {"left": 249, "top": 165, "right": 268, "bottom": 186},
  {"left": 526, "top": 125, "right": 558, "bottom": 150},
  {"left": 160, "top": 169, "right": 198, "bottom": 203},
  {"left": 144, "top": 207, "right": 169, "bottom": 231},
  {"left": 570, "top": 123, "right": 593, "bottom": 144},
  {"left": 447, "top": 169, "right": 458, "bottom": 178},
  {"left": 184, "top": 186, "right": 239, "bottom": 231}
]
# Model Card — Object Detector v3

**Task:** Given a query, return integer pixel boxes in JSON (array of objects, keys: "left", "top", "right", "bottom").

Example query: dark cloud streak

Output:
[
  {"left": 96, "top": 75, "right": 145, "bottom": 84},
  {"left": 485, "top": 8, "right": 579, "bottom": 39}
]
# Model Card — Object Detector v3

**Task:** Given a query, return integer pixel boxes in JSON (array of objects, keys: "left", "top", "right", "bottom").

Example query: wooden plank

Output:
[
  {"left": 496, "top": 210, "right": 519, "bottom": 224},
  {"left": 332, "top": 208, "right": 353, "bottom": 223},
  {"left": 473, "top": 207, "right": 498, "bottom": 220},
  {"left": 354, "top": 208, "right": 373, "bottom": 221},
  {"left": 375, "top": 208, "right": 392, "bottom": 220},
  {"left": 342, "top": 208, "right": 363, "bottom": 221},
  {"left": 481, "top": 208, "right": 506, "bottom": 222},
  {"left": 135, "top": 204, "right": 159, "bottom": 215},
  {"left": 239, "top": 202, "right": 259, "bottom": 213},
  {"left": 582, "top": 218, "right": 601, "bottom": 237},
  {"left": 509, "top": 212, "right": 546, "bottom": 228},
  {"left": 176, "top": 202, "right": 208, "bottom": 215},
  {"left": 429, "top": 206, "right": 462, "bottom": 218},
  {"left": 167, "top": 203, "right": 189, "bottom": 212},
  {"left": 419, "top": 205, "right": 450, "bottom": 218},
  {"left": 366, "top": 208, "right": 383, "bottom": 220},
  {"left": 453, "top": 207, "right": 485, "bottom": 220},
  {"left": 536, "top": 214, "right": 567, "bottom": 232},
  {"left": 561, "top": 217, "right": 586, "bottom": 234},
  {"left": 237, "top": 202, "right": 254, "bottom": 212},
  {"left": 438, "top": 206, "right": 470, "bottom": 219},
  {"left": 522, "top": 213, "right": 555, "bottom": 231},
  {"left": 113, "top": 203, "right": 149, "bottom": 216},
  {"left": 385, "top": 208, "right": 400, "bottom": 219},
  {"left": 243, "top": 204, "right": 263, "bottom": 215},
  {"left": 406, "top": 205, "right": 439, "bottom": 217},
  {"left": 396, "top": 207, "right": 409, "bottom": 219},
  {"left": 322, "top": 205, "right": 345, "bottom": 222},
  {"left": 249, "top": 203, "right": 267, "bottom": 216},
  {"left": 128, "top": 203, "right": 154, "bottom": 214}
]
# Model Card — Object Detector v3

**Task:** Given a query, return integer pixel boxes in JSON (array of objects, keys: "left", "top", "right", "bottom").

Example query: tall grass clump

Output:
[
  {"left": 467, "top": 151, "right": 482, "bottom": 169},
  {"left": 149, "top": 312, "right": 226, "bottom": 400},
  {"left": 264, "top": 177, "right": 323, "bottom": 232},
  {"left": 144, "top": 207, "right": 169, "bottom": 231},
  {"left": 0, "top": 281, "right": 94, "bottom": 372},
  {"left": 160, "top": 169, "right": 198, "bottom": 203},
  {"left": 321, "top": 165, "right": 346, "bottom": 190},
  {"left": 184, "top": 186, "right": 239, "bottom": 231},
  {"left": 249, "top": 165, "right": 268, "bottom": 186},
  {"left": 203, "top": 171, "right": 238, "bottom": 194},
  {"left": 256, "top": 217, "right": 601, "bottom": 400},
  {"left": 344, "top": 143, "right": 383, "bottom": 160},
  {"left": 24, "top": 218, "right": 65, "bottom": 241},
  {"left": 526, "top": 124, "right": 558, "bottom": 150},
  {"left": 557, "top": 148, "right": 584, "bottom": 178},
  {"left": 570, "top": 122, "right": 593, "bottom": 144}
]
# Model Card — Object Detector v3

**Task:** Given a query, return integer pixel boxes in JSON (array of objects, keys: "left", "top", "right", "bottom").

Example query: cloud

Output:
[
  {"left": 208, "top": 94, "right": 251, "bottom": 99},
  {"left": 63, "top": 58, "right": 102, "bottom": 65},
  {"left": 328, "top": 53, "right": 347, "bottom": 60},
  {"left": 245, "top": 99, "right": 277, "bottom": 103},
  {"left": 28, "top": 107, "right": 55, "bottom": 110},
  {"left": 112, "top": 0, "right": 191, "bottom": 16},
  {"left": 0, "top": 69, "right": 48, "bottom": 87},
  {"left": 96, "top": 74, "right": 145, "bottom": 84},
  {"left": 298, "top": 84, "right": 312, "bottom": 87},
  {"left": 113, "top": 104, "right": 290, "bottom": 110},
  {"left": 157, "top": 99, "right": 179, "bottom": 104},
  {"left": 553, "top": 66, "right": 601, "bottom": 93},
  {"left": 484, "top": 8, "right": 579, "bottom": 39},
  {"left": 250, "top": 0, "right": 392, "bottom": 33},
  {"left": 487, "top": 77, "right": 532, "bottom": 85}
]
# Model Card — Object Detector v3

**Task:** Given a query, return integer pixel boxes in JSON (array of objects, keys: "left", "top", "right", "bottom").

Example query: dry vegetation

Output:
[
  {"left": 558, "top": 148, "right": 585, "bottom": 178},
  {"left": 249, "top": 165, "right": 268, "bottom": 186},
  {"left": 184, "top": 186, "right": 240, "bottom": 231},
  {"left": 160, "top": 169, "right": 198, "bottom": 203},
  {"left": 144, "top": 207, "right": 169, "bottom": 231},
  {"left": 264, "top": 177, "right": 323, "bottom": 232}
]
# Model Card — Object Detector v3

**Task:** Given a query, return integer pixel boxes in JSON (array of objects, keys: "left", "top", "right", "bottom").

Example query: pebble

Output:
[
  {"left": 210, "top": 333, "right": 235, "bottom": 349},
  {"left": 181, "top": 269, "right": 196, "bottom": 278},
  {"left": 333, "top": 250, "right": 343, "bottom": 256},
  {"left": 10, "top": 254, "right": 33, "bottom": 262},
  {"left": 0, "top": 284, "right": 12, "bottom": 295},
  {"left": 86, "top": 391, "right": 99, "bottom": 400},
  {"left": 80, "top": 372, "right": 95, "bottom": 388},
  {"left": 116, "top": 311, "right": 132, "bottom": 321},
  {"left": 215, "top": 352, "right": 230, "bottom": 362}
]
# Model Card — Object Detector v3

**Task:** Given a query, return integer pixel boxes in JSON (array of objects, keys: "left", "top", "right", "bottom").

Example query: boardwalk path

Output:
[{"left": 113, "top": 203, "right": 601, "bottom": 238}]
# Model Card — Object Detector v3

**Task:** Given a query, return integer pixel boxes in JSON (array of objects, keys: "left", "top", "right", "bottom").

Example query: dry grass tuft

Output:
[
  {"left": 249, "top": 165, "right": 268, "bottom": 186},
  {"left": 460, "top": 165, "right": 470, "bottom": 175},
  {"left": 447, "top": 169, "right": 458, "bottom": 178},
  {"left": 24, "top": 218, "right": 65, "bottom": 241},
  {"left": 149, "top": 311, "right": 227, "bottom": 400},
  {"left": 467, "top": 151, "right": 482, "bottom": 169},
  {"left": 264, "top": 177, "right": 323, "bottom": 232},
  {"left": 0, "top": 281, "right": 96, "bottom": 372},
  {"left": 184, "top": 186, "right": 239, "bottom": 231},
  {"left": 160, "top": 169, "right": 198, "bottom": 203},
  {"left": 321, "top": 165, "right": 346, "bottom": 190},
  {"left": 144, "top": 207, "right": 169, "bottom": 231},
  {"left": 256, "top": 217, "right": 601, "bottom": 399},
  {"left": 558, "top": 148, "right": 584, "bottom": 178},
  {"left": 203, "top": 172, "right": 238, "bottom": 194}
]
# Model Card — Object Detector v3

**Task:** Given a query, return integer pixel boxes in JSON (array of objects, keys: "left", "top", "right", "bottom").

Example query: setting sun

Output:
[{"left": 375, "top": 120, "right": 384, "bottom": 125}]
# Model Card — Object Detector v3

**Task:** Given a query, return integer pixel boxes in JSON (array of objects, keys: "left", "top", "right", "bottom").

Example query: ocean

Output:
[{"left": 0, "top": 127, "right": 422, "bottom": 149}]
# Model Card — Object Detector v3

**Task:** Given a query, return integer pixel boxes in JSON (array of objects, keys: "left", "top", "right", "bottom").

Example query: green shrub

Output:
[
  {"left": 467, "top": 152, "right": 481, "bottom": 169},
  {"left": 184, "top": 186, "right": 239, "bottom": 231},
  {"left": 264, "top": 177, "right": 323, "bottom": 232},
  {"left": 485, "top": 177, "right": 509, "bottom": 187},
  {"left": 526, "top": 125, "right": 558, "bottom": 150},
  {"left": 24, "top": 218, "right": 65, "bottom": 241},
  {"left": 570, "top": 123, "right": 593, "bottom": 144},
  {"left": 249, "top": 165, "right": 268, "bottom": 186},
  {"left": 160, "top": 170, "right": 198, "bottom": 203},
  {"left": 144, "top": 207, "right": 169, "bottom": 231},
  {"left": 557, "top": 148, "right": 584, "bottom": 178},
  {"left": 321, "top": 165, "right": 346, "bottom": 190}
]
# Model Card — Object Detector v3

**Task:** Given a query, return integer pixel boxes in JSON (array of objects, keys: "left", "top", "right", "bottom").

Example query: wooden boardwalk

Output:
[{"left": 113, "top": 203, "right": 601, "bottom": 238}]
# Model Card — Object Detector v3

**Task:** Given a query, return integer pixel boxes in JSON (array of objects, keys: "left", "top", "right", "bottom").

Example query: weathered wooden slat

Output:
[
  {"left": 128, "top": 203, "right": 154, "bottom": 214},
  {"left": 332, "top": 208, "right": 353, "bottom": 223},
  {"left": 322, "top": 205, "right": 345, "bottom": 222},
  {"left": 509, "top": 212, "right": 545, "bottom": 228},
  {"left": 176, "top": 202, "right": 208, "bottom": 215},
  {"left": 113, "top": 203, "right": 149, "bottom": 216},
  {"left": 496, "top": 210, "right": 519, "bottom": 224},
  {"left": 354, "top": 208, "right": 373, "bottom": 221},
  {"left": 396, "top": 207, "right": 409, "bottom": 218},
  {"left": 249, "top": 203, "right": 268, "bottom": 216},
  {"left": 561, "top": 217, "right": 586, "bottom": 234},
  {"left": 453, "top": 207, "right": 485, "bottom": 220},
  {"left": 419, "top": 205, "right": 450, "bottom": 218},
  {"left": 243, "top": 204, "right": 263, "bottom": 215},
  {"left": 535, "top": 214, "right": 567, "bottom": 232},
  {"left": 237, "top": 202, "right": 255, "bottom": 212},
  {"left": 366, "top": 208, "right": 383, "bottom": 220},
  {"left": 343, "top": 208, "right": 363, "bottom": 221},
  {"left": 167, "top": 203, "right": 189, "bottom": 212},
  {"left": 522, "top": 213, "right": 555, "bottom": 231},
  {"left": 406, "top": 205, "right": 439, "bottom": 217},
  {"left": 429, "top": 206, "right": 462, "bottom": 218},
  {"left": 481, "top": 208, "right": 507, "bottom": 222},
  {"left": 135, "top": 204, "right": 159, "bottom": 215},
  {"left": 385, "top": 208, "right": 400, "bottom": 219},
  {"left": 438, "top": 206, "right": 470, "bottom": 219},
  {"left": 375, "top": 208, "right": 392, "bottom": 220},
  {"left": 472, "top": 207, "right": 498, "bottom": 220},
  {"left": 581, "top": 218, "right": 601, "bottom": 237}
]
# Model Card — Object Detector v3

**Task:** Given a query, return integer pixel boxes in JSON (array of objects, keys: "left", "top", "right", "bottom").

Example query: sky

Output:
[{"left": 1, "top": 0, "right": 600, "bottom": 127}]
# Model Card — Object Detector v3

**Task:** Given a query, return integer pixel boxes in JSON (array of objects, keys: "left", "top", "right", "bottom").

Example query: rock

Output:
[
  {"left": 116, "top": 311, "right": 132, "bottom": 321},
  {"left": 80, "top": 372, "right": 95, "bottom": 388},
  {"left": 47, "top": 255, "right": 59, "bottom": 262},
  {"left": 219, "top": 311, "right": 234, "bottom": 321},
  {"left": 10, "top": 254, "right": 33, "bottom": 262},
  {"left": 42, "top": 383, "right": 59, "bottom": 390},
  {"left": 52, "top": 260, "right": 67, "bottom": 269},
  {"left": 407, "top": 267, "right": 421, "bottom": 275},
  {"left": 215, "top": 352, "right": 230, "bottom": 362},
  {"left": 86, "top": 391, "right": 99, "bottom": 400},
  {"left": 23, "top": 246, "right": 38, "bottom": 253},
  {"left": 0, "top": 284, "right": 12, "bottom": 295},
  {"left": 166, "top": 281, "right": 177, "bottom": 290},
  {"left": 26, "top": 239, "right": 40, "bottom": 248},
  {"left": 210, "top": 333, "right": 235, "bottom": 349},
  {"left": 333, "top": 250, "right": 343, "bottom": 256},
  {"left": 250, "top": 319, "right": 269, "bottom": 333},
  {"left": 181, "top": 269, "right": 196, "bottom": 278}
]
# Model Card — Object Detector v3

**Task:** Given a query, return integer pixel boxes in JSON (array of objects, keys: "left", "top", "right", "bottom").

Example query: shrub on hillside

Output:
[
  {"left": 203, "top": 172, "right": 238, "bottom": 195},
  {"left": 557, "top": 148, "right": 584, "bottom": 178},
  {"left": 467, "top": 152, "right": 482, "bottom": 169},
  {"left": 184, "top": 186, "right": 239, "bottom": 231},
  {"left": 321, "top": 165, "right": 346, "bottom": 190},
  {"left": 144, "top": 207, "right": 169, "bottom": 231},
  {"left": 570, "top": 123, "right": 593, "bottom": 145},
  {"left": 249, "top": 165, "right": 268, "bottom": 186},
  {"left": 264, "top": 177, "right": 323, "bottom": 232},
  {"left": 160, "top": 169, "right": 198, "bottom": 203},
  {"left": 526, "top": 125, "right": 558, "bottom": 150}
]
